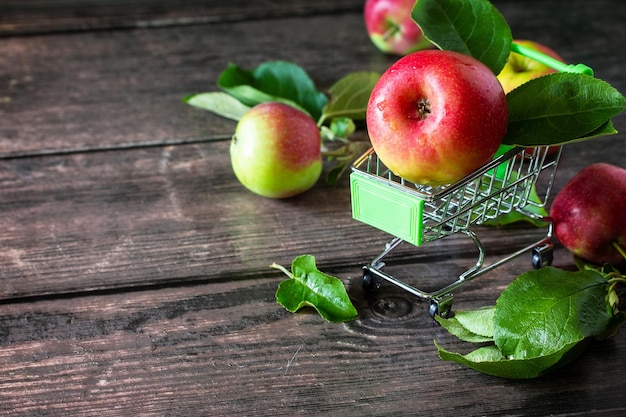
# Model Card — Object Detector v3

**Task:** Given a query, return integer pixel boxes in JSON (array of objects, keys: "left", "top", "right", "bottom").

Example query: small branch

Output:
[
  {"left": 382, "top": 21, "right": 401, "bottom": 42},
  {"left": 613, "top": 241, "right": 626, "bottom": 261},
  {"left": 270, "top": 262, "right": 294, "bottom": 279},
  {"left": 284, "top": 344, "right": 304, "bottom": 376}
]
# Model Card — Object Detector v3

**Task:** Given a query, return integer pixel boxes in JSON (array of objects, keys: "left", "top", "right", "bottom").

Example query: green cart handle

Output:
[{"left": 511, "top": 42, "right": 594, "bottom": 76}]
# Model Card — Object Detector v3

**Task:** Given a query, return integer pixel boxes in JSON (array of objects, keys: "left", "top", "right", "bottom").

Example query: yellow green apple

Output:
[
  {"left": 366, "top": 50, "right": 508, "bottom": 186},
  {"left": 230, "top": 102, "right": 322, "bottom": 198},
  {"left": 497, "top": 39, "right": 565, "bottom": 94}
]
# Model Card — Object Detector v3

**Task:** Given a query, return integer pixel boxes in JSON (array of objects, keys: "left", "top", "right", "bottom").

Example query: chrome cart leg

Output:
[{"left": 532, "top": 241, "right": 554, "bottom": 269}]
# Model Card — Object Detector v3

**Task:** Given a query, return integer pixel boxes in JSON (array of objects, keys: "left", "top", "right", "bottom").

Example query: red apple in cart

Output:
[
  {"left": 551, "top": 163, "right": 626, "bottom": 267},
  {"left": 364, "top": 0, "right": 432, "bottom": 55},
  {"left": 366, "top": 49, "right": 508, "bottom": 186}
]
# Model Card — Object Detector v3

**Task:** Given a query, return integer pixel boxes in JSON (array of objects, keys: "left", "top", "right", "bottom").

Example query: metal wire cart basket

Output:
[
  {"left": 351, "top": 144, "right": 559, "bottom": 318},
  {"left": 350, "top": 44, "right": 593, "bottom": 319}
]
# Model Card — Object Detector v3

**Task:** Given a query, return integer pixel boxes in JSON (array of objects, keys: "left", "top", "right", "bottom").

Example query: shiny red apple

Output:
[
  {"left": 366, "top": 50, "right": 508, "bottom": 186},
  {"left": 364, "top": 0, "right": 432, "bottom": 55},
  {"left": 551, "top": 163, "right": 626, "bottom": 267}
]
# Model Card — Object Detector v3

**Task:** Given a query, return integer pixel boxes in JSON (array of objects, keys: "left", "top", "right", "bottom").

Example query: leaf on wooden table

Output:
[
  {"left": 436, "top": 308, "right": 494, "bottom": 343},
  {"left": 272, "top": 255, "right": 358, "bottom": 323},
  {"left": 435, "top": 339, "right": 585, "bottom": 379},
  {"left": 493, "top": 267, "right": 611, "bottom": 359}
]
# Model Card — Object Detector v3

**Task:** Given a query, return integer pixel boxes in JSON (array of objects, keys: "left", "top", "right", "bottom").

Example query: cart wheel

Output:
[
  {"left": 362, "top": 269, "right": 380, "bottom": 293},
  {"left": 428, "top": 302, "right": 440, "bottom": 320},
  {"left": 429, "top": 302, "right": 452, "bottom": 320},
  {"left": 531, "top": 244, "right": 554, "bottom": 269},
  {"left": 429, "top": 295, "right": 454, "bottom": 320}
]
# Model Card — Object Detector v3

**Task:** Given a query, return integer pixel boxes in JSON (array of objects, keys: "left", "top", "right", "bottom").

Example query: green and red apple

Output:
[
  {"left": 366, "top": 49, "right": 508, "bottom": 186},
  {"left": 551, "top": 163, "right": 626, "bottom": 267},
  {"left": 230, "top": 102, "right": 322, "bottom": 198},
  {"left": 364, "top": 0, "right": 432, "bottom": 55},
  {"left": 497, "top": 39, "right": 565, "bottom": 94}
]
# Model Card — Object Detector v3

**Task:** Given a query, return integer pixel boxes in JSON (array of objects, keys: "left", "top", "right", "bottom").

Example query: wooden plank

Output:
[
  {"left": 0, "top": 264, "right": 624, "bottom": 415},
  {"left": 0, "top": 2, "right": 626, "bottom": 157},
  {"left": 0, "top": 12, "right": 392, "bottom": 158},
  {"left": 1, "top": 133, "right": 620, "bottom": 301},
  {"left": 1, "top": 139, "right": 559, "bottom": 300},
  {"left": 2, "top": 1, "right": 624, "bottom": 158},
  {"left": 0, "top": 0, "right": 364, "bottom": 35}
]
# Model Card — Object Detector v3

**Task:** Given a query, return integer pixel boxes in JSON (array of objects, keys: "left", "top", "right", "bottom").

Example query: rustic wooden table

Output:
[{"left": 1, "top": 0, "right": 625, "bottom": 415}]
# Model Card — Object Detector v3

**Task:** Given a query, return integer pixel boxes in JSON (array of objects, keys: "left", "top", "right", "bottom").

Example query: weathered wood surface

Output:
[
  {"left": 1, "top": 258, "right": 624, "bottom": 416},
  {"left": 0, "top": 12, "right": 387, "bottom": 159},
  {"left": 0, "top": 139, "right": 583, "bottom": 300},
  {"left": 0, "top": 0, "right": 364, "bottom": 35},
  {"left": 2, "top": 1, "right": 624, "bottom": 159},
  {"left": 1, "top": 0, "right": 626, "bottom": 415}
]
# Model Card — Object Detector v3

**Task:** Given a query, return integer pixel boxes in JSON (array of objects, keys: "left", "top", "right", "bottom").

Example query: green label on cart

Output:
[{"left": 350, "top": 173, "right": 425, "bottom": 246}]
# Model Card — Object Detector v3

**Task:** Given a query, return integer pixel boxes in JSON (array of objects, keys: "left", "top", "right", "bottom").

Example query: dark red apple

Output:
[{"left": 551, "top": 163, "right": 626, "bottom": 266}]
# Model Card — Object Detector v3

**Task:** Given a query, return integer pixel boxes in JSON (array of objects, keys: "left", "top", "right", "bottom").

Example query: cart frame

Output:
[{"left": 350, "top": 43, "right": 593, "bottom": 318}]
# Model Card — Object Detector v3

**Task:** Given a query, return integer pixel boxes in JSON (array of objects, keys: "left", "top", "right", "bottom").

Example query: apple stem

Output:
[
  {"left": 270, "top": 262, "right": 294, "bottom": 279},
  {"left": 416, "top": 98, "right": 431, "bottom": 120},
  {"left": 382, "top": 21, "right": 401, "bottom": 42},
  {"left": 613, "top": 241, "right": 626, "bottom": 262}
]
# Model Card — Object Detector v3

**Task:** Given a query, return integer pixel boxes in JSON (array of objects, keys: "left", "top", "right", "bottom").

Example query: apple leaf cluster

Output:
[
  {"left": 412, "top": 0, "right": 626, "bottom": 148},
  {"left": 435, "top": 266, "right": 626, "bottom": 379},
  {"left": 272, "top": 255, "right": 358, "bottom": 323},
  {"left": 217, "top": 61, "right": 329, "bottom": 121},
  {"left": 184, "top": 61, "right": 380, "bottom": 184}
]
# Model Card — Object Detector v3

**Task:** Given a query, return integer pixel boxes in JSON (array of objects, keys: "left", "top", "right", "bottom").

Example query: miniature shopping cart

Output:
[{"left": 350, "top": 44, "right": 594, "bottom": 318}]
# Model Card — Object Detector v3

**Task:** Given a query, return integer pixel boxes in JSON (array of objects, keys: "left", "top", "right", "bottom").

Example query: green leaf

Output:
[
  {"left": 183, "top": 92, "right": 251, "bottom": 121},
  {"left": 320, "top": 71, "right": 380, "bottom": 125},
  {"left": 571, "top": 119, "right": 618, "bottom": 141},
  {"left": 412, "top": 0, "right": 512, "bottom": 74},
  {"left": 329, "top": 117, "right": 356, "bottom": 139},
  {"left": 503, "top": 73, "right": 626, "bottom": 147},
  {"left": 453, "top": 306, "right": 495, "bottom": 338},
  {"left": 493, "top": 267, "right": 611, "bottom": 359},
  {"left": 436, "top": 308, "right": 494, "bottom": 343},
  {"left": 435, "top": 339, "right": 586, "bottom": 379},
  {"left": 217, "top": 61, "right": 328, "bottom": 120},
  {"left": 273, "top": 255, "right": 358, "bottom": 323}
]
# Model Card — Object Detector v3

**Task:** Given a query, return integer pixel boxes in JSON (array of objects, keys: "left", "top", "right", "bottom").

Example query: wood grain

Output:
[
  {"left": 0, "top": 264, "right": 624, "bottom": 416},
  {"left": 1, "top": 0, "right": 625, "bottom": 414},
  {"left": 0, "top": 139, "right": 563, "bottom": 300},
  {"left": 0, "top": 12, "right": 392, "bottom": 158},
  {"left": 0, "top": 0, "right": 364, "bottom": 35}
]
